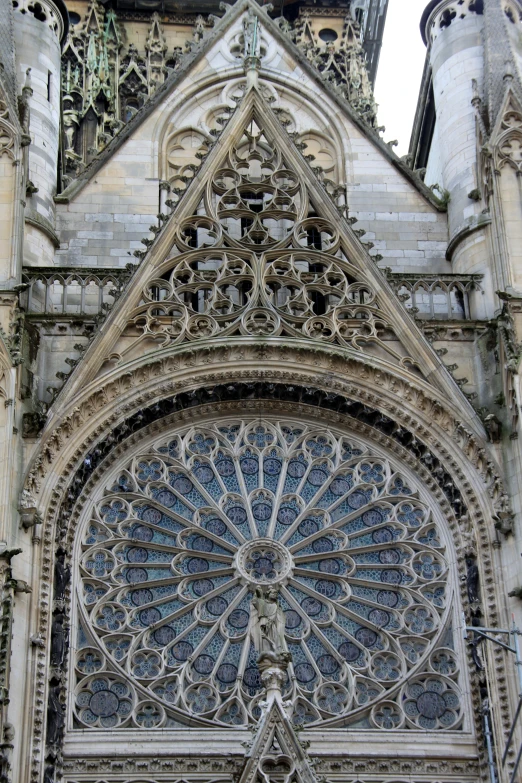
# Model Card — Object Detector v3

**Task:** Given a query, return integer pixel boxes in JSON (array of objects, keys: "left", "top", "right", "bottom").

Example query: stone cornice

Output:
[
  {"left": 420, "top": 0, "right": 443, "bottom": 45},
  {"left": 24, "top": 211, "right": 60, "bottom": 248},
  {"left": 446, "top": 214, "right": 492, "bottom": 262}
]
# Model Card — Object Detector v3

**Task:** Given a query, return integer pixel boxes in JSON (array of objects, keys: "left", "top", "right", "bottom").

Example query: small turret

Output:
[
  {"left": 12, "top": 0, "right": 68, "bottom": 264},
  {"left": 421, "top": 0, "right": 485, "bottom": 244}
]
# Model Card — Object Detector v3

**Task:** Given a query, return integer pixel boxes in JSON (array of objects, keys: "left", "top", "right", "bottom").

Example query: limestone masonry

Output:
[{"left": 1, "top": 0, "right": 522, "bottom": 782}]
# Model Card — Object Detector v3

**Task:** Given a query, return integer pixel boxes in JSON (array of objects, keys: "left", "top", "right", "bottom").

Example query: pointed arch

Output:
[
  {"left": 21, "top": 78, "right": 507, "bottom": 783},
  {"left": 25, "top": 382, "right": 503, "bottom": 783}
]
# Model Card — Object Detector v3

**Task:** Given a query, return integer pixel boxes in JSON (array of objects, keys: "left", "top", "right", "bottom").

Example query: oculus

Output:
[
  {"left": 318, "top": 28, "right": 339, "bottom": 42},
  {"left": 74, "top": 418, "right": 463, "bottom": 729}
]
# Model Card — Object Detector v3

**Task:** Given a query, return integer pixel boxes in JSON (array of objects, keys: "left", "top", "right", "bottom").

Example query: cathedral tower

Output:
[{"left": 421, "top": 0, "right": 485, "bottom": 242}]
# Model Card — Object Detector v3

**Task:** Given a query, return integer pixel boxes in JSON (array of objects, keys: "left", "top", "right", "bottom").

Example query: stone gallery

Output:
[{"left": 1, "top": 0, "right": 522, "bottom": 781}]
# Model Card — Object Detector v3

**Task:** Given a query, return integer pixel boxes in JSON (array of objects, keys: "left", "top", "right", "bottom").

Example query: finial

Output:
[
  {"left": 243, "top": 10, "right": 261, "bottom": 86},
  {"left": 23, "top": 68, "right": 32, "bottom": 92}
]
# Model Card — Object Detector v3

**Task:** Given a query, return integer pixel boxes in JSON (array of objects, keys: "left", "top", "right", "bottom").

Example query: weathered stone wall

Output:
[
  {"left": 13, "top": 0, "right": 64, "bottom": 275},
  {"left": 52, "top": 13, "right": 450, "bottom": 274}
]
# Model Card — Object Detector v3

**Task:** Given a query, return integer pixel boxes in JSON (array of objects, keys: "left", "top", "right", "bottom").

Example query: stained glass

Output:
[{"left": 74, "top": 419, "right": 461, "bottom": 730}]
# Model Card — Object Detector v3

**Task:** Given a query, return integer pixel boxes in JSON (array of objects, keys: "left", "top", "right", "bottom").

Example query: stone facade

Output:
[{"left": 2, "top": 1, "right": 522, "bottom": 783}]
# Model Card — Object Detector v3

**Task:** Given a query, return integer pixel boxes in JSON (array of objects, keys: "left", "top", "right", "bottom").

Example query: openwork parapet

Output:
[
  {"left": 387, "top": 273, "right": 483, "bottom": 321},
  {"left": 21, "top": 268, "right": 129, "bottom": 317}
]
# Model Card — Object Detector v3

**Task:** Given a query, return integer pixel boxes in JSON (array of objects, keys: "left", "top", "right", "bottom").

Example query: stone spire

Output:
[
  {"left": 0, "top": 0, "right": 16, "bottom": 102},
  {"left": 484, "top": 0, "right": 522, "bottom": 131}
]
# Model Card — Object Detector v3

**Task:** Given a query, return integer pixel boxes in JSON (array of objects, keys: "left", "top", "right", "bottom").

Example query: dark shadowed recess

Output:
[{"left": 57, "top": 381, "right": 466, "bottom": 533}]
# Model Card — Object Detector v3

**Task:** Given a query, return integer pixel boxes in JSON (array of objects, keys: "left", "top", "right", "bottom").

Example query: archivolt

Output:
[
  {"left": 24, "top": 357, "right": 510, "bottom": 782},
  {"left": 25, "top": 345, "right": 500, "bottom": 515},
  {"left": 24, "top": 353, "right": 503, "bottom": 624}
]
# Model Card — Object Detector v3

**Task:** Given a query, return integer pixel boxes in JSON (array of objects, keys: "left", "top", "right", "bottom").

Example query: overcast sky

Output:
[{"left": 374, "top": 0, "right": 428, "bottom": 156}]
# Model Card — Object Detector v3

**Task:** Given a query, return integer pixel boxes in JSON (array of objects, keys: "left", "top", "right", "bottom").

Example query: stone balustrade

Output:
[
  {"left": 21, "top": 267, "right": 129, "bottom": 317},
  {"left": 387, "top": 273, "right": 483, "bottom": 320}
]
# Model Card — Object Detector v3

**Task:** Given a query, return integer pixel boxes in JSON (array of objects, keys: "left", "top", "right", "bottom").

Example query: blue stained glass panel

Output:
[{"left": 79, "top": 420, "right": 453, "bottom": 730}]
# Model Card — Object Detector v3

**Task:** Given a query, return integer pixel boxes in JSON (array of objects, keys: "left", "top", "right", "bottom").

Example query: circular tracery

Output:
[
  {"left": 236, "top": 539, "right": 293, "bottom": 584},
  {"left": 74, "top": 417, "right": 462, "bottom": 730}
]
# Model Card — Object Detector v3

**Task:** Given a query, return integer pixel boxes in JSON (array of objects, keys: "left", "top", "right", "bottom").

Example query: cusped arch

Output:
[
  {"left": 297, "top": 130, "right": 341, "bottom": 187},
  {"left": 223, "top": 15, "right": 280, "bottom": 67},
  {"left": 161, "top": 126, "right": 213, "bottom": 189},
  {"left": 0, "top": 88, "right": 19, "bottom": 161},
  {"left": 154, "top": 72, "right": 351, "bottom": 191},
  {"left": 272, "top": 81, "right": 352, "bottom": 185},
  {"left": 0, "top": 117, "right": 17, "bottom": 160},
  {"left": 23, "top": 360, "right": 509, "bottom": 780},
  {"left": 495, "top": 127, "right": 522, "bottom": 173}
]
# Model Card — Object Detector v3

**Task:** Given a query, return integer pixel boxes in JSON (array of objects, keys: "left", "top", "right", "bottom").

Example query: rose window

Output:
[{"left": 74, "top": 418, "right": 463, "bottom": 730}]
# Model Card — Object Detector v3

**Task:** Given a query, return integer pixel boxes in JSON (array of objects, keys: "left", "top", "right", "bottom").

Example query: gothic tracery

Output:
[
  {"left": 58, "top": 0, "right": 378, "bottom": 179},
  {"left": 124, "top": 118, "right": 412, "bottom": 372},
  {"left": 74, "top": 418, "right": 464, "bottom": 730},
  {"left": 4, "top": 0, "right": 521, "bottom": 781}
]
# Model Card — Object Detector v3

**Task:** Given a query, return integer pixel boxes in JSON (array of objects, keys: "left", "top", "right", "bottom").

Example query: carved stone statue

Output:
[
  {"left": 243, "top": 11, "right": 260, "bottom": 59},
  {"left": 50, "top": 612, "right": 66, "bottom": 667},
  {"left": 251, "top": 587, "right": 286, "bottom": 656},
  {"left": 46, "top": 684, "right": 65, "bottom": 746},
  {"left": 43, "top": 764, "right": 55, "bottom": 783},
  {"left": 470, "top": 610, "right": 484, "bottom": 671},
  {"left": 466, "top": 557, "right": 480, "bottom": 604},
  {"left": 17, "top": 68, "right": 32, "bottom": 142},
  {"left": 18, "top": 488, "right": 41, "bottom": 529},
  {"left": 483, "top": 413, "right": 502, "bottom": 443},
  {"left": 460, "top": 524, "right": 476, "bottom": 558},
  {"left": 54, "top": 549, "right": 71, "bottom": 601},
  {"left": 63, "top": 111, "right": 78, "bottom": 152},
  {"left": 193, "top": 14, "right": 205, "bottom": 43}
]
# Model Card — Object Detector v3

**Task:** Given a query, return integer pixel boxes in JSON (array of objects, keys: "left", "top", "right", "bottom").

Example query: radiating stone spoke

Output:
[{"left": 77, "top": 419, "right": 457, "bottom": 729}]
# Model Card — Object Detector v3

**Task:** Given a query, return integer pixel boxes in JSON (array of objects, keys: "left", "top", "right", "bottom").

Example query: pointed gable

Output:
[
  {"left": 57, "top": 0, "right": 442, "bottom": 213},
  {"left": 490, "top": 87, "right": 522, "bottom": 151},
  {"left": 239, "top": 699, "right": 318, "bottom": 783},
  {"left": 484, "top": 0, "right": 522, "bottom": 129},
  {"left": 52, "top": 85, "right": 473, "bottom": 426}
]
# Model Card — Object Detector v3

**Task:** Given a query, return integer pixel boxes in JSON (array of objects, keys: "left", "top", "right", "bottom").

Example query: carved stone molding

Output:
[
  {"left": 59, "top": 753, "right": 482, "bottom": 781},
  {"left": 26, "top": 382, "right": 505, "bottom": 783},
  {"left": 24, "top": 343, "right": 501, "bottom": 509}
]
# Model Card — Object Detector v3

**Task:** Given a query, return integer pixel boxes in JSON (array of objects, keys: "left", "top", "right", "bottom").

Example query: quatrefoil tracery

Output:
[
  {"left": 131, "top": 242, "right": 399, "bottom": 359},
  {"left": 75, "top": 419, "right": 463, "bottom": 731},
  {"left": 127, "top": 121, "right": 417, "bottom": 367}
]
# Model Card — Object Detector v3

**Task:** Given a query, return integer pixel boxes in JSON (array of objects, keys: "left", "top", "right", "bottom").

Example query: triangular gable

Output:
[
  {"left": 238, "top": 699, "right": 317, "bottom": 783},
  {"left": 56, "top": 0, "right": 443, "bottom": 211},
  {"left": 50, "top": 86, "right": 478, "bottom": 426},
  {"left": 489, "top": 85, "right": 522, "bottom": 144},
  {"left": 484, "top": 0, "right": 522, "bottom": 132}
]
